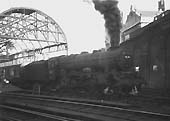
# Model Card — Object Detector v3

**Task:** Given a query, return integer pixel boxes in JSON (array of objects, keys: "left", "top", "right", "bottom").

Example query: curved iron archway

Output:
[{"left": 0, "top": 7, "right": 68, "bottom": 66}]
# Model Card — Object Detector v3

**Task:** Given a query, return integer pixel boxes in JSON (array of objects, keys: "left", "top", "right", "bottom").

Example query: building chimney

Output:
[{"left": 158, "top": 0, "right": 165, "bottom": 12}]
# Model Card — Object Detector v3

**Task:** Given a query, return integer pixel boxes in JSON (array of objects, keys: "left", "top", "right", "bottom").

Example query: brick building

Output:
[{"left": 121, "top": 6, "right": 159, "bottom": 43}]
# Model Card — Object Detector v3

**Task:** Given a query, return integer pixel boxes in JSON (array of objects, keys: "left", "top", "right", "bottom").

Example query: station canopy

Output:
[{"left": 0, "top": 7, "right": 68, "bottom": 63}]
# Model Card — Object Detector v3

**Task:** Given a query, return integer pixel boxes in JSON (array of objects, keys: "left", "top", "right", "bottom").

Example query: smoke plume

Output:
[{"left": 92, "top": 0, "right": 121, "bottom": 49}]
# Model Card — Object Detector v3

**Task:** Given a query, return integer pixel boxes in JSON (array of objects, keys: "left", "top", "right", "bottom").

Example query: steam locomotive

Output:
[
  {"left": 3, "top": 47, "right": 133, "bottom": 90},
  {"left": 1, "top": 10, "right": 170, "bottom": 93}
]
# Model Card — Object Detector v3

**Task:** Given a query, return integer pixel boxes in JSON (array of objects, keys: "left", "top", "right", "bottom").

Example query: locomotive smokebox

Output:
[{"left": 92, "top": 0, "right": 121, "bottom": 49}]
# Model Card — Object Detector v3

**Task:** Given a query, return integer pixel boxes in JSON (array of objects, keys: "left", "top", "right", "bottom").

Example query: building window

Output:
[
  {"left": 153, "top": 65, "right": 158, "bottom": 71},
  {"left": 135, "top": 66, "right": 140, "bottom": 72}
]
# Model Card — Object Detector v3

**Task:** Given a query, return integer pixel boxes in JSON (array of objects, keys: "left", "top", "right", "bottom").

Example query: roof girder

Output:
[{"left": 0, "top": 7, "right": 67, "bottom": 57}]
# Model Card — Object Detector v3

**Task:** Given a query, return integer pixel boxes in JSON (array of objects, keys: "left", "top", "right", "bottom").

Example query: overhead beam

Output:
[{"left": 0, "top": 35, "right": 57, "bottom": 43}]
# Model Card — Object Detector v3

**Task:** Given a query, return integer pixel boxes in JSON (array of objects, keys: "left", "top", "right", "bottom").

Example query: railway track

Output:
[
  {"left": 1, "top": 92, "right": 170, "bottom": 121},
  {"left": 0, "top": 104, "right": 81, "bottom": 121},
  {"left": 6, "top": 89, "right": 170, "bottom": 106}
]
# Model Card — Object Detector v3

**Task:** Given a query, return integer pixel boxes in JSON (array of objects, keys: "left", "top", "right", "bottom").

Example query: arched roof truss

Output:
[{"left": 0, "top": 7, "right": 68, "bottom": 65}]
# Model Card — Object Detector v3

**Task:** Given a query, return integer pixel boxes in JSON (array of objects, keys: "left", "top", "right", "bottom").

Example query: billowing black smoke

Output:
[{"left": 92, "top": 0, "right": 121, "bottom": 49}]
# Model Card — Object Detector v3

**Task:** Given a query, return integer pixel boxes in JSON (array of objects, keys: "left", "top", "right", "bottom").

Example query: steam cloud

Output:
[{"left": 92, "top": 0, "right": 121, "bottom": 49}]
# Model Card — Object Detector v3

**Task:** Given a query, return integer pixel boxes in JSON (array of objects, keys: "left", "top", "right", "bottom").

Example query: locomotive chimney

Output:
[{"left": 92, "top": 0, "right": 121, "bottom": 49}]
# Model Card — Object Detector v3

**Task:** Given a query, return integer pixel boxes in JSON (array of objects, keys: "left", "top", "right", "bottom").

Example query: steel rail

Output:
[
  {"left": 0, "top": 117, "right": 23, "bottom": 121},
  {"left": 0, "top": 104, "right": 81, "bottom": 121}
]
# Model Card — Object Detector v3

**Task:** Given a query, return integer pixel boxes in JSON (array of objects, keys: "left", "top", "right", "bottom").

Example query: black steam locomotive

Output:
[
  {"left": 4, "top": 47, "right": 134, "bottom": 90},
  {"left": 1, "top": 10, "right": 170, "bottom": 93}
]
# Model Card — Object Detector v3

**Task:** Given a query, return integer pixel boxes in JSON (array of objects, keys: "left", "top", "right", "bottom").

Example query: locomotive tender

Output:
[{"left": 1, "top": 10, "right": 170, "bottom": 92}]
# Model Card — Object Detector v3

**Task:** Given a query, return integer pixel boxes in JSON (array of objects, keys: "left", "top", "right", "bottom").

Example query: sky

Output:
[{"left": 0, "top": 0, "right": 170, "bottom": 55}]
